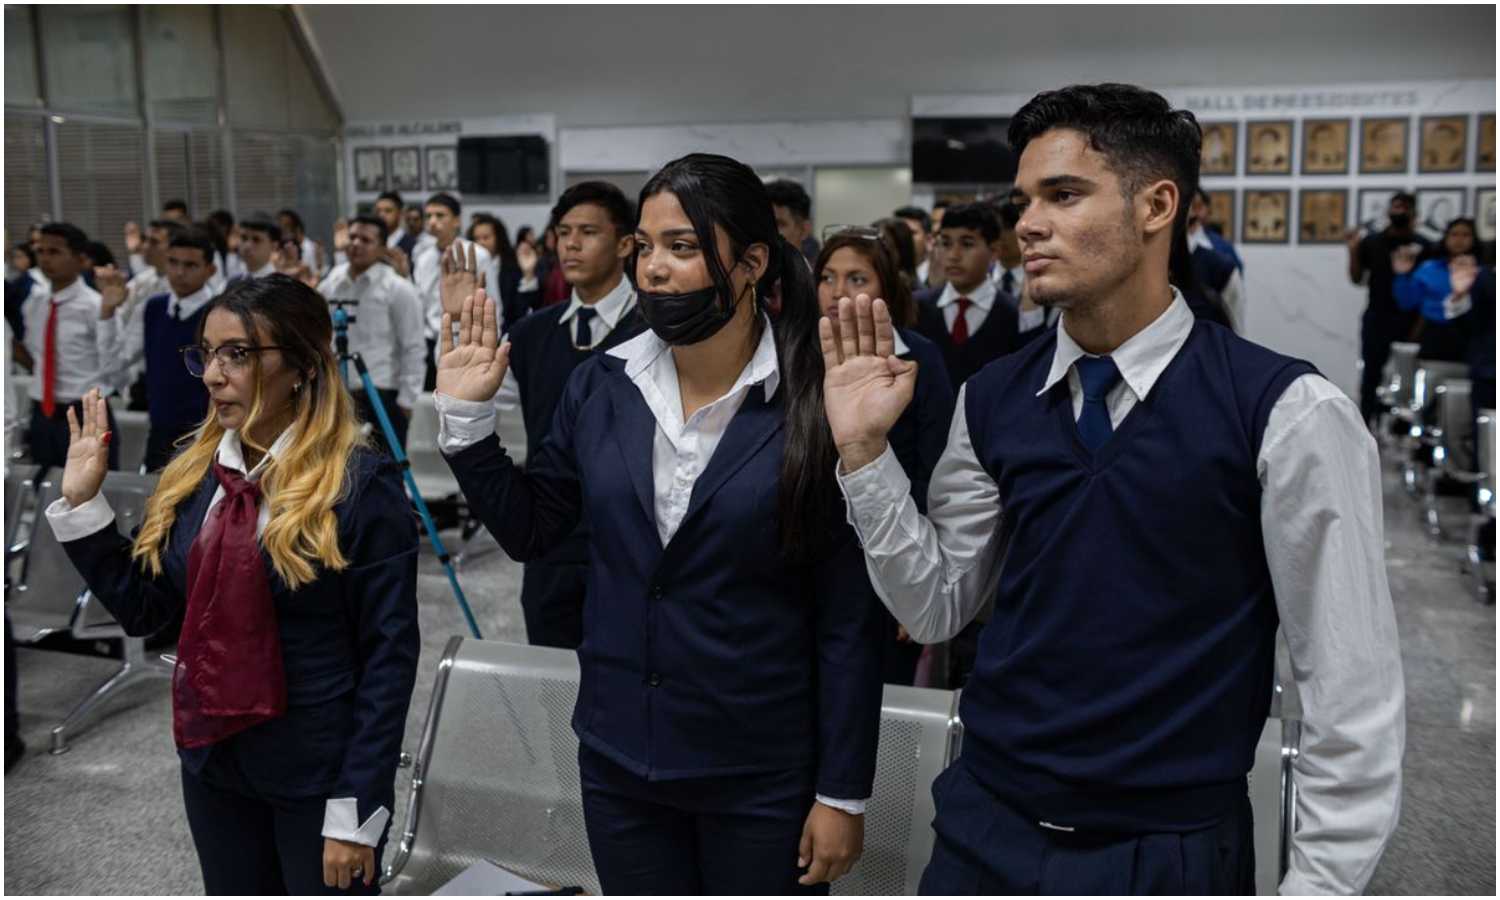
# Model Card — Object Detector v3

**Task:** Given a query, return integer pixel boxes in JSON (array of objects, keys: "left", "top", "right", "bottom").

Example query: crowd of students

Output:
[{"left": 5, "top": 81, "right": 1473, "bottom": 896}]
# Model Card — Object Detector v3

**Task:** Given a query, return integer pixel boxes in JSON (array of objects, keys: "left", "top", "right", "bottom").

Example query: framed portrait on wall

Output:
[
  {"left": 1415, "top": 187, "right": 1467, "bottom": 239},
  {"left": 1301, "top": 119, "right": 1350, "bottom": 175},
  {"left": 1298, "top": 189, "right": 1348, "bottom": 244},
  {"left": 1242, "top": 189, "right": 1290, "bottom": 244},
  {"left": 389, "top": 146, "right": 423, "bottom": 191},
  {"left": 1418, "top": 115, "right": 1468, "bottom": 173},
  {"left": 1477, "top": 188, "right": 1496, "bottom": 242},
  {"left": 1204, "top": 189, "right": 1236, "bottom": 242},
  {"left": 426, "top": 146, "right": 458, "bottom": 190},
  {"left": 1200, "top": 122, "right": 1238, "bottom": 175},
  {"left": 1477, "top": 114, "right": 1495, "bottom": 172},
  {"left": 354, "top": 147, "right": 387, "bottom": 193},
  {"left": 1246, "top": 121, "right": 1293, "bottom": 175},
  {"left": 1356, "top": 188, "right": 1401, "bottom": 233},
  {"left": 1359, "top": 117, "right": 1409, "bottom": 174}
]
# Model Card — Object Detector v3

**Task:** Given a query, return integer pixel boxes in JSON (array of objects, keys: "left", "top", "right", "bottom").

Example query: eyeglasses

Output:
[
  {"left": 181, "top": 344, "right": 286, "bottom": 378},
  {"left": 821, "top": 224, "right": 884, "bottom": 242}
]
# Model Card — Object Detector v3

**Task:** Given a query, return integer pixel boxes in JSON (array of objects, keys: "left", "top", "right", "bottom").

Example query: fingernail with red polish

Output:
[{"left": 102, "top": 432, "right": 112, "bottom": 446}]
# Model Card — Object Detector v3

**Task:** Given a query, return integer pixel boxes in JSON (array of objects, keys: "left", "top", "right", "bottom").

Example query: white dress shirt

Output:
[
  {"left": 97, "top": 284, "right": 214, "bottom": 396},
  {"left": 916, "top": 258, "right": 930, "bottom": 287},
  {"left": 837, "top": 291, "right": 1404, "bottom": 894},
  {"left": 936, "top": 278, "right": 997, "bottom": 336},
  {"left": 412, "top": 238, "right": 497, "bottom": 341},
  {"left": 318, "top": 262, "right": 426, "bottom": 409},
  {"left": 1188, "top": 225, "right": 1246, "bottom": 329},
  {"left": 435, "top": 317, "right": 867, "bottom": 815},
  {"left": 221, "top": 251, "right": 247, "bottom": 282},
  {"left": 45, "top": 426, "right": 393, "bottom": 846},
  {"left": 20, "top": 278, "right": 108, "bottom": 405},
  {"left": 243, "top": 260, "right": 278, "bottom": 280}
]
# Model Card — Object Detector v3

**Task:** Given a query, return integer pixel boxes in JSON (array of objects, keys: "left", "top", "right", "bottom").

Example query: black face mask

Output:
[
  {"left": 637, "top": 277, "right": 749, "bottom": 346},
  {"left": 1388, "top": 212, "right": 1412, "bottom": 230}
]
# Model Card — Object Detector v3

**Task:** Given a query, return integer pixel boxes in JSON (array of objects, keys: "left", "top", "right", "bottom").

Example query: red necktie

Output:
[
  {"left": 41, "top": 299, "right": 58, "bottom": 416},
  {"left": 172, "top": 462, "right": 286, "bottom": 749},
  {"left": 951, "top": 297, "right": 972, "bottom": 346}
]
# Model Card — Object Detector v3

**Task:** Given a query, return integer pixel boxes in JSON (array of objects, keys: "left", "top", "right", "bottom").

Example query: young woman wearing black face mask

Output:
[{"left": 434, "top": 153, "right": 884, "bottom": 895}]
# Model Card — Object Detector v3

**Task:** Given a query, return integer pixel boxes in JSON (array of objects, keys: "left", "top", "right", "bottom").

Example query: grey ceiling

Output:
[{"left": 300, "top": 4, "right": 1496, "bottom": 127}]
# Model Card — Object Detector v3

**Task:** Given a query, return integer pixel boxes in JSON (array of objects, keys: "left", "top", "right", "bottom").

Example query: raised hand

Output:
[
  {"left": 1391, "top": 244, "right": 1421, "bottom": 275},
  {"left": 333, "top": 218, "right": 350, "bottom": 253},
  {"left": 517, "top": 240, "right": 538, "bottom": 279},
  {"left": 1344, "top": 226, "right": 1364, "bottom": 254},
  {"left": 124, "top": 221, "right": 143, "bottom": 255},
  {"left": 1448, "top": 253, "right": 1479, "bottom": 296},
  {"left": 820, "top": 294, "right": 918, "bottom": 473},
  {"left": 95, "top": 265, "right": 129, "bottom": 320},
  {"left": 436, "top": 289, "right": 510, "bottom": 404},
  {"left": 62, "top": 388, "right": 112, "bottom": 508},
  {"left": 439, "top": 241, "right": 484, "bottom": 319},
  {"left": 383, "top": 245, "right": 411, "bottom": 279}
]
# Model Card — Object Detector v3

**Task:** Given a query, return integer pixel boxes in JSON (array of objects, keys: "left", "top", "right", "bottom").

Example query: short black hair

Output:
[
  {"left": 81, "top": 240, "right": 116, "bottom": 267},
  {"left": 1392, "top": 191, "right": 1417, "bottom": 208},
  {"left": 349, "top": 215, "right": 389, "bottom": 245},
  {"left": 425, "top": 192, "right": 461, "bottom": 216},
  {"left": 938, "top": 202, "right": 1000, "bottom": 243},
  {"left": 551, "top": 180, "right": 634, "bottom": 235},
  {"left": 240, "top": 218, "right": 282, "bottom": 243},
  {"left": 168, "top": 226, "right": 218, "bottom": 264},
  {"left": 38, "top": 223, "right": 88, "bottom": 254},
  {"left": 207, "top": 209, "right": 235, "bottom": 231},
  {"left": 375, "top": 190, "right": 404, "bottom": 208},
  {"left": 893, "top": 205, "right": 932, "bottom": 233},
  {"left": 764, "top": 179, "right": 812, "bottom": 221},
  {"left": 994, "top": 201, "right": 1020, "bottom": 231},
  {"left": 1009, "top": 83, "right": 1202, "bottom": 239},
  {"left": 276, "top": 208, "right": 305, "bottom": 232},
  {"left": 148, "top": 219, "right": 187, "bottom": 238},
  {"left": 162, "top": 199, "right": 188, "bottom": 215}
]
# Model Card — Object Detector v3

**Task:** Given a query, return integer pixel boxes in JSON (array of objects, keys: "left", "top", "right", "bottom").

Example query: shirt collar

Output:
[
  {"left": 388, "top": 227, "right": 406, "bottom": 247},
  {"left": 937, "top": 277, "right": 996, "bottom": 310},
  {"left": 1037, "top": 288, "right": 1195, "bottom": 400},
  {"left": 169, "top": 284, "right": 214, "bottom": 316},
  {"left": 47, "top": 278, "right": 85, "bottom": 305},
  {"left": 215, "top": 426, "right": 297, "bottom": 480},
  {"left": 559, "top": 275, "right": 635, "bottom": 330},
  {"left": 1186, "top": 225, "right": 1215, "bottom": 253},
  {"left": 607, "top": 312, "right": 781, "bottom": 401},
  {"left": 251, "top": 261, "right": 277, "bottom": 278}
]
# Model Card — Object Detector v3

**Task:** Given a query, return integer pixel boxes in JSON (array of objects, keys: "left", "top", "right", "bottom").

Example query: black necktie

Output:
[
  {"left": 171, "top": 299, "right": 181, "bottom": 321},
  {"left": 574, "top": 307, "right": 597, "bottom": 348},
  {"left": 1001, "top": 270, "right": 1016, "bottom": 297}
]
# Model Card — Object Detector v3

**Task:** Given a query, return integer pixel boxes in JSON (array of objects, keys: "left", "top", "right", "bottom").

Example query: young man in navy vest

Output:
[
  {"left": 98, "top": 228, "right": 217, "bottom": 471},
  {"left": 440, "top": 181, "right": 645, "bottom": 649},
  {"left": 822, "top": 84, "right": 1404, "bottom": 894},
  {"left": 912, "top": 203, "right": 1019, "bottom": 393}
]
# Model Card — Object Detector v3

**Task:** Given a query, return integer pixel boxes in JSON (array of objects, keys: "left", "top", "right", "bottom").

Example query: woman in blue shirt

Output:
[{"left": 1393, "top": 216, "right": 1483, "bottom": 362}]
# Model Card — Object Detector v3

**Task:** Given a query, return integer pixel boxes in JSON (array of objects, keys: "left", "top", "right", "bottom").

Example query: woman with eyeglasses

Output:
[
  {"left": 45, "top": 274, "right": 420, "bottom": 895},
  {"left": 813, "top": 230, "right": 956, "bottom": 685}
]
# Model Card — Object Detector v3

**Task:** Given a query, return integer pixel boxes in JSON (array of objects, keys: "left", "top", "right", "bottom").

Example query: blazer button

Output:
[{"left": 648, "top": 673, "right": 662, "bottom": 687}]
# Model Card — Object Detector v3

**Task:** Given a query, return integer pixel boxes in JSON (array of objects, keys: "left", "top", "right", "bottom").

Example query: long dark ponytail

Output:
[{"left": 636, "top": 154, "right": 837, "bottom": 561}]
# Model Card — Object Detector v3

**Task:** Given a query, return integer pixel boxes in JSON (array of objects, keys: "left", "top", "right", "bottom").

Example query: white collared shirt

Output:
[
  {"left": 20, "top": 277, "right": 108, "bottom": 404},
  {"left": 837, "top": 289, "right": 1404, "bottom": 895},
  {"left": 45, "top": 425, "right": 392, "bottom": 846},
  {"left": 412, "top": 237, "right": 498, "bottom": 340},
  {"left": 246, "top": 260, "right": 278, "bottom": 280},
  {"left": 97, "top": 284, "right": 214, "bottom": 396},
  {"left": 936, "top": 278, "right": 997, "bottom": 336},
  {"left": 318, "top": 262, "right": 427, "bottom": 409},
  {"left": 916, "top": 259, "right": 930, "bottom": 287}
]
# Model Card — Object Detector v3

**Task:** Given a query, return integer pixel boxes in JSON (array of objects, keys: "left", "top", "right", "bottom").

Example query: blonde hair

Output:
[{"left": 132, "top": 280, "right": 367, "bottom": 589}]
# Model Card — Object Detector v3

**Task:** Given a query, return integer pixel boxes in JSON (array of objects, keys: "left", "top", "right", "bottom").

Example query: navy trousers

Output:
[
  {"left": 519, "top": 560, "right": 586, "bottom": 650},
  {"left": 181, "top": 756, "right": 385, "bottom": 896},
  {"left": 919, "top": 762, "right": 1256, "bottom": 895},
  {"left": 578, "top": 744, "right": 828, "bottom": 896}
]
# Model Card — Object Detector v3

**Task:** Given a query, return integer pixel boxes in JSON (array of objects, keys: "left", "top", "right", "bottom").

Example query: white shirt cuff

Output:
[
  {"left": 835, "top": 445, "right": 912, "bottom": 546},
  {"left": 518, "top": 276, "right": 539, "bottom": 292},
  {"left": 1018, "top": 306, "right": 1046, "bottom": 332},
  {"left": 434, "top": 390, "right": 499, "bottom": 454},
  {"left": 1443, "top": 291, "right": 1473, "bottom": 320},
  {"left": 44, "top": 493, "right": 117, "bottom": 543},
  {"left": 815, "top": 795, "right": 868, "bottom": 816},
  {"left": 321, "top": 797, "right": 390, "bottom": 847}
]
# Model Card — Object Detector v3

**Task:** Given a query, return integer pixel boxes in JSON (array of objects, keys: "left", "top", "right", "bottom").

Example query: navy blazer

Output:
[
  {"left": 890, "top": 327, "right": 957, "bottom": 512},
  {"left": 60, "top": 448, "right": 420, "bottom": 827},
  {"left": 445, "top": 353, "right": 885, "bottom": 799}
]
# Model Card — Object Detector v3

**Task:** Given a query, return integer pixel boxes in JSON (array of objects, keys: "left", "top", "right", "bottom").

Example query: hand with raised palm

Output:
[
  {"left": 436, "top": 289, "right": 510, "bottom": 404},
  {"left": 95, "top": 265, "right": 129, "bottom": 320},
  {"left": 1391, "top": 244, "right": 1421, "bottom": 275},
  {"left": 820, "top": 294, "right": 918, "bottom": 473},
  {"left": 62, "top": 388, "right": 112, "bottom": 508},
  {"left": 1449, "top": 253, "right": 1479, "bottom": 296},
  {"left": 439, "top": 242, "right": 485, "bottom": 320},
  {"left": 124, "top": 221, "right": 143, "bottom": 255}
]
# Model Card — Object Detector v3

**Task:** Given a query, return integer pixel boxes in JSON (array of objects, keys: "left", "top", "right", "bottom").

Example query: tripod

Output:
[{"left": 329, "top": 299, "right": 482, "bottom": 639}]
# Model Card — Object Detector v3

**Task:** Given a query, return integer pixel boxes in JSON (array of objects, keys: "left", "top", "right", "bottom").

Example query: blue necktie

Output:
[
  {"left": 1075, "top": 355, "right": 1122, "bottom": 451},
  {"left": 574, "top": 307, "right": 596, "bottom": 348}
]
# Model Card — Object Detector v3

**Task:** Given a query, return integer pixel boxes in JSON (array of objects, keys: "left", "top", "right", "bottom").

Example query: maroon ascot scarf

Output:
[{"left": 172, "top": 461, "right": 287, "bottom": 749}]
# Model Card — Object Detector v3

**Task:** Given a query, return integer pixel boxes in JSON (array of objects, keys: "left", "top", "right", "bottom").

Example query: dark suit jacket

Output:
[
  {"left": 60, "top": 449, "right": 420, "bottom": 826},
  {"left": 444, "top": 353, "right": 884, "bottom": 798}
]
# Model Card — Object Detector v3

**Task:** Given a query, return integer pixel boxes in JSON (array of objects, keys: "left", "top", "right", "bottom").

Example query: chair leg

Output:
[
  {"left": 48, "top": 636, "right": 172, "bottom": 755},
  {"left": 1425, "top": 467, "right": 1446, "bottom": 539},
  {"left": 1468, "top": 516, "right": 1495, "bottom": 605}
]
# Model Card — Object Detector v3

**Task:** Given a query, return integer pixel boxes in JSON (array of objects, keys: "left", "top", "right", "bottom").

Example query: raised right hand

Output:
[
  {"left": 1345, "top": 226, "right": 1363, "bottom": 253},
  {"left": 436, "top": 289, "right": 510, "bottom": 403},
  {"left": 1391, "top": 244, "right": 1421, "bottom": 275},
  {"left": 332, "top": 218, "right": 350, "bottom": 253},
  {"left": 95, "top": 265, "right": 129, "bottom": 319},
  {"left": 124, "top": 221, "right": 143, "bottom": 255},
  {"left": 439, "top": 242, "right": 484, "bottom": 319},
  {"left": 63, "top": 389, "right": 111, "bottom": 508},
  {"left": 820, "top": 294, "right": 917, "bottom": 473}
]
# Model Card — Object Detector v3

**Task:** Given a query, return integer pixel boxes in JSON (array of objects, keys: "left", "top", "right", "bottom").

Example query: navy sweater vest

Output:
[
  {"left": 957, "top": 319, "right": 1316, "bottom": 832},
  {"left": 142, "top": 295, "right": 210, "bottom": 429},
  {"left": 913, "top": 293, "right": 1019, "bottom": 391}
]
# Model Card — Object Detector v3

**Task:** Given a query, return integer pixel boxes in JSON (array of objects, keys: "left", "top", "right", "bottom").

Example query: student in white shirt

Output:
[
  {"left": 234, "top": 219, "right": 282, "bottom": 282},
  {"left": 317, "top": 216, "right": 425, "bottom": 454},
  {"left": 413, "top": 192, "right": 495, "bottom": 386}
]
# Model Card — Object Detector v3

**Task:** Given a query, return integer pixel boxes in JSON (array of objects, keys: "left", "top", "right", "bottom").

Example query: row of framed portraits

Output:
[
  {"left": 352, "top": 145, "right": 458, "bottom": 193},
  {"left": 1201, "top": 114, "right": 1496, "bottom": 177},
  {"left": 1204, "top": 186, "right": 1497, "bottom": 245}
]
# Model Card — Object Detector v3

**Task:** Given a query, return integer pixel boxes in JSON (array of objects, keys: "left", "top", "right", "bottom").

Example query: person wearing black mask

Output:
[
  {"left": 436, "top": 153, "right": 883, "bottom": 894},
  {"left": 1348, "top": 192, "right": 1433, "bottom": 426}
]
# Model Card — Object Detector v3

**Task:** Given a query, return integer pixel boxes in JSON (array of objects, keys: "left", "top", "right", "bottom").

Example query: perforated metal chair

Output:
[
  {"left": 1400, "top": 360, "right": 1472, "bottom": 494},
  {"left": 1421, "top": 379, "right": 1479, "bottom": 537},
  {"left": 404, "top": 393, "right": 461, "bottom": 502},
  {"left": 108, "top": 408, "right": 151, "bottom": 475},
  {"left": 1250, "top": 715, "right": 1300, "bottom": 895},
  {"left": 1468, "top": 409, "right": 1496, "bottom": 602},
  {"left": 5, "top": 463, "right": 41, "bottom": 561},
  {"left": 1377, "top": 343, "right": 1421, "bottom": 418}
]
